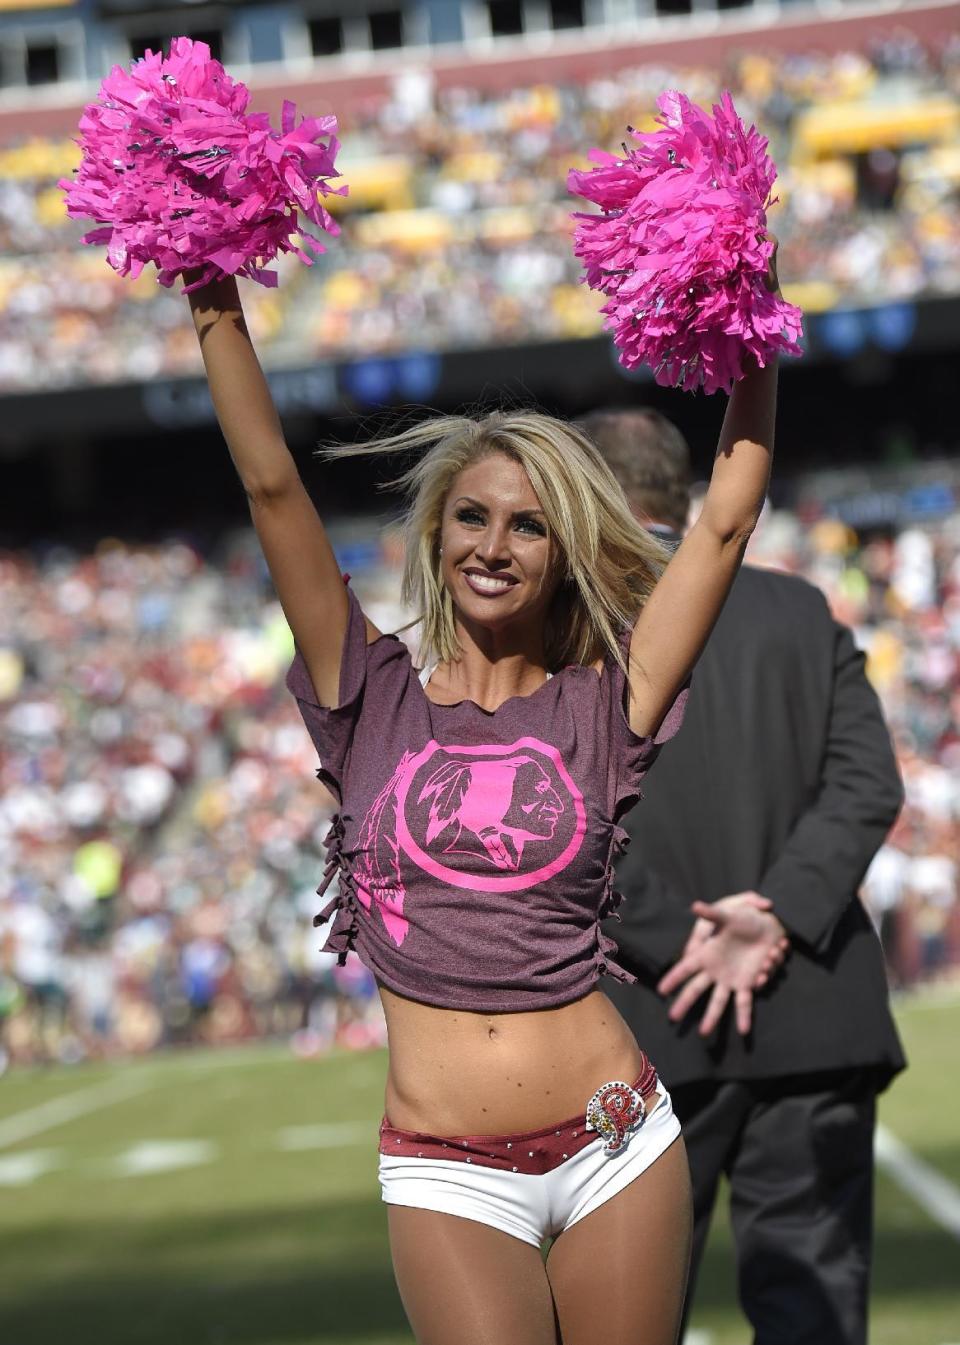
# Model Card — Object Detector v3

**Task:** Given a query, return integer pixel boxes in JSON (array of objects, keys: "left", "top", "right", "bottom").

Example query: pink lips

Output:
[{"left": 462, "top": 568, "right": 519, "bottom": 598}]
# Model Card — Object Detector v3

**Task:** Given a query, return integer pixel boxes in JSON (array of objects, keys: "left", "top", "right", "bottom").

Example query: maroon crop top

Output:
[{"left": 286, "top": 586, "right": 687, "bottom": 1013}]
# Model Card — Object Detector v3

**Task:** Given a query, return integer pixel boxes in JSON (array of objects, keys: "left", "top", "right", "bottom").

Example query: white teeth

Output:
[{"left": 469, "top": 573, "right": 512, "bottom": 591}]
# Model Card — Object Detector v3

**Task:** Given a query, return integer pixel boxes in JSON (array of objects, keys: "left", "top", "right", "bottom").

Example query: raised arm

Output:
[
  {"left": 624, "top": 233, "right": 783, "bottom": 739},
  {"left": 625, "top": 356, "right": 777, "bottom": 735},
  {"left": 188, "top": 276, "right": 371, "bottom": 707},
  {"left": 624, "top": 246, "right": 785, "bottom": 736}
]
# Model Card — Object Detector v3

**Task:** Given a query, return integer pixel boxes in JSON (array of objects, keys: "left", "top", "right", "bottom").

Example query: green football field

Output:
[{"left": 1, "top": 996, "right": 957, "bottom": 1345}]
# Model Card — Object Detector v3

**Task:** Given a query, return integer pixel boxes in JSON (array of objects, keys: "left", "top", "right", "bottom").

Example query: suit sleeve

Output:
[
  {"left": 604, "top": 848, "right": 696, "bottom": 982},
  {"left": 758, "top": 617, "right": 904, "bottom": 953}
]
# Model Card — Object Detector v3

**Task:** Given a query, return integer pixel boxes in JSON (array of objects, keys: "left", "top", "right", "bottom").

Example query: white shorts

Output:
[{"left": 378, "top": 1088, "right": 682, "bottom": 1248}]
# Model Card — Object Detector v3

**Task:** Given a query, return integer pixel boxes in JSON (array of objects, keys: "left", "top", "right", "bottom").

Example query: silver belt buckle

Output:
[{"left": 585, "top": 1079, "right": 647, "bottom": 1155}]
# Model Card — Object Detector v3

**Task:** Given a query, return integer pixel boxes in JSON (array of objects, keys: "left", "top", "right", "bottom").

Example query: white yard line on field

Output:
[
  {"left": 875, "top": 1124, "right": 960, "bottom": 1241},
  {"left": 0, "top": 1149, "right": 63, "bottom": 1186},
  {"left": 0, "top": 1075, "right": 150, "bottom": 1149},
  {"left": 112, "top": 1139, "right": 218, "bottom": 1176}
]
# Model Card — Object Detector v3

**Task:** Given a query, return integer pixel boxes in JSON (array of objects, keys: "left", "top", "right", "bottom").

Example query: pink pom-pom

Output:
[
  {"left": 59, "top": 36, "right": 346, "bottom": 291},
  {"left": 568, "top": 90, "right": 803, "bottom": 395}
]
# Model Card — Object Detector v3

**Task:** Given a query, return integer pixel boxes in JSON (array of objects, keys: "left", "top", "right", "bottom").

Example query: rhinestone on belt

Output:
[{"left": 585, "top": 1079, "right": 647, "bottom": 1155}]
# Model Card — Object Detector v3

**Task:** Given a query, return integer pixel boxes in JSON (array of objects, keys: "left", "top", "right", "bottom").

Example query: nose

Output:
[{"left": 474, "top": 522, "right": 512, "bottom": 569}]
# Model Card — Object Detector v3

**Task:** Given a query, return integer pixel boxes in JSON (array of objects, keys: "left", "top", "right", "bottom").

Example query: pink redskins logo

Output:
[
  {"left": 397, "top": 737, "right": 586, "bottom": 892},
  {"left": 353, "top": 737, "right": 586, "bottom": 946}
]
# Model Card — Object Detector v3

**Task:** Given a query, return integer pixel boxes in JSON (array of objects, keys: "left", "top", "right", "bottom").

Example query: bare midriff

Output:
[{"left": 380, "top": 985, "right": 647, "bottom": 1136}]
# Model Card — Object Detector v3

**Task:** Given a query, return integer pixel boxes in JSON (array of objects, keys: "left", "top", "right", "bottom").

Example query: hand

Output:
[{"left": 656, "top": 892, "right": 790, "bottom": 1037}]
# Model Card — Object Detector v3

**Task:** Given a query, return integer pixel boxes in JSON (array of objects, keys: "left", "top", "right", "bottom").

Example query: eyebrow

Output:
[{"left": 453, "top": 496, "right": 546, "bottom": 519}]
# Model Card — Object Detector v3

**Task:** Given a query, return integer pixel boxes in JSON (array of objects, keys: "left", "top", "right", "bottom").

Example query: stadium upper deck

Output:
[
  {"left": 0, "top": 21, "right": 957, "bottom": 395},
  {"left": 0, "top": 0, "right": 954, "bottom": 131},
  {"left": 0, "top": 0, "right": 955, "bottom": 465}
]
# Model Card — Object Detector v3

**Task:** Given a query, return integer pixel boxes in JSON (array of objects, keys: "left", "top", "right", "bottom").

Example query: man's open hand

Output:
[{"left": 656, "top": 893, "right": 790, "bottom": 1037}]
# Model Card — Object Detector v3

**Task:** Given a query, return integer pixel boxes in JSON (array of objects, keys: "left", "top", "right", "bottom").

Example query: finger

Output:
[
  {"left": 768, "top": 952, "right": 788, "bottom": 981},
  {"left": 698, "top": 984, "right": 730, "bottom": 1037},
  {"left": 735, "top": 987, "right": 754, "bottom": 1035},
  {"left": 657, "top": 962, "right": 685, "bottom": 997},
  {"left": 668, "top": 972, "right": 713, "bottom": 1023},
  {"left": 658, "top": 953, "right": 706, "bottom": 996},
  {"left": 690, "top": 901, "right": 726, "bottom": 927},
  {"left": 740, "top": 894, "right": 773, "bottom": 910},
  {"left": 683, "top": 919, "right": 714, "bottom": 951},
  {"left": 689, "top": 901, "right": 716, "bottom": 918}
]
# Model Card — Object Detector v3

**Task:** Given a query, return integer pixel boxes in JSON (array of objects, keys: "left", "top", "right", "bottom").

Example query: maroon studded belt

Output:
[{"left": 379, "top": 1052, "right": 660, "bottom": 1176}]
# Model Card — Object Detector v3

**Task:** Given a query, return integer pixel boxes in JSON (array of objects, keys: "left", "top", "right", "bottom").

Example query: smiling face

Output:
[{"left": 439, "top": 452, "right": 561, "bottom": 636}]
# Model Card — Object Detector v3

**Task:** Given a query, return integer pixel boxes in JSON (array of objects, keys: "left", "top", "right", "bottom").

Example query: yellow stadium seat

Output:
[{"left": 793, "top": 97, "right": 960, "bottom": 159}]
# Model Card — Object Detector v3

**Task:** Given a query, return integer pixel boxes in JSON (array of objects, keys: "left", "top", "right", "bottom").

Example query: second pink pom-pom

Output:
[
  {"left": 59, "top": 36, "right": 347, "bottom": 291},
  {"left": 568, "top": 90, "right": 803, "bottom": 395}
]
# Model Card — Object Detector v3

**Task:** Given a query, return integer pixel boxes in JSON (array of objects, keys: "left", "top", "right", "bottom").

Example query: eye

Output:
[
  {"left": 515, "top": 517, "right": 546, "bottom": 537},
  {"left": 454, "top": 507, "right": 484, "bottom": 526}
]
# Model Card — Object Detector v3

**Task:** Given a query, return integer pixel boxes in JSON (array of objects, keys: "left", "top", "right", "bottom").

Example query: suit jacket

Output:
[{"left": 605, "top": 563, "right": 906, "bottom": 1089}]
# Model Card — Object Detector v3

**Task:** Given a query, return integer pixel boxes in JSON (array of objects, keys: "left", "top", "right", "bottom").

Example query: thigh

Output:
[
  {"left": 546, "top": 1137, "right": 693, "bottom": 1345},
  {"left": 729, "top": 1072, "right": 877, "bottom": 1345},
  {"left": 388, "top": 1205, "right": 558, "bottom": 1345}
]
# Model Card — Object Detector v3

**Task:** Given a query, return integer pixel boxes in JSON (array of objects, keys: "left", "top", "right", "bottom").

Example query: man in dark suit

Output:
[{"left": 580, "top": 408, "right": 906, "bottom": 1345}]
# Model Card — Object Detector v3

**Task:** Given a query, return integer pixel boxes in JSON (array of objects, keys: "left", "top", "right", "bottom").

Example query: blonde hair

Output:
[{"left": 325, "top": 410, "right": 671, "bottom": 671}]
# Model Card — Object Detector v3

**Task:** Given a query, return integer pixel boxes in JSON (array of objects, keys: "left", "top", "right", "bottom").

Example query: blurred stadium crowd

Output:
[
  {"left": 0, "top": 28, "right": 958, "bottom": 390},
  {"left": 1, "top": 482, "right": 958, "bottom": 1070},
  {"left": 0, "top": 530, "right": 398, "bottom": 1069}
]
